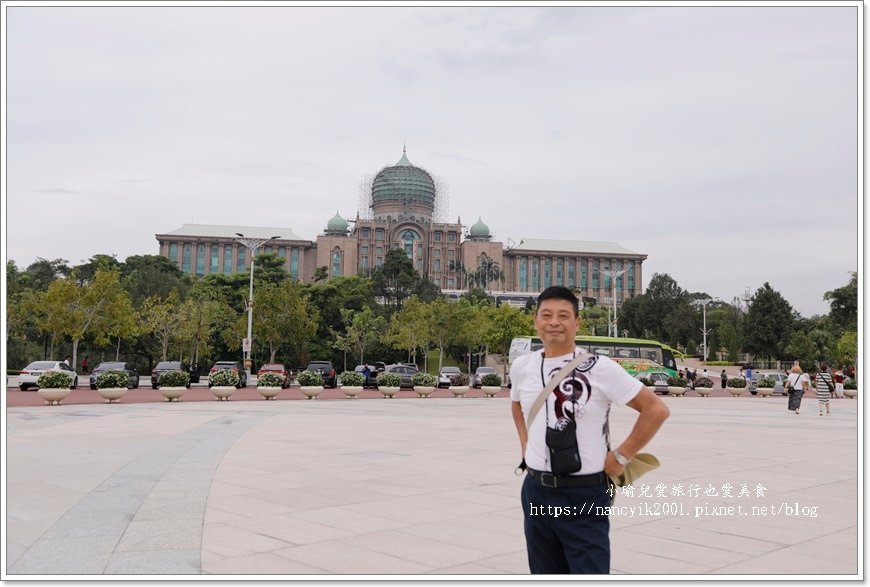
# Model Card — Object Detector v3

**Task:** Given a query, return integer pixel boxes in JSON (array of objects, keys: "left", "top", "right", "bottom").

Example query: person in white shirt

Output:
[
  {"left": 786, "top": 363, "right": 809, "bottom": 414},
  {"left": 510, "top": 286, "right": 669, "bottom": 574}
]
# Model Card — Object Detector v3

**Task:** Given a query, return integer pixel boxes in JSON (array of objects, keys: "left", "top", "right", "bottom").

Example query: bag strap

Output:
[{"left": 525, "top": 349, "right": 593, "bottom": 432}]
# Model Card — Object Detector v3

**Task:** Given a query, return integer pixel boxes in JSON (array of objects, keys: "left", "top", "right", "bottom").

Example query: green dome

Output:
[
  {"left": 372, "top": 148, "right": 436, "bottom": 208},
  {"left": 469, "top": 217, "right": 490, "bottom": 237},
  {"left": 326, "top": 211, "right": 348, "bottom": 232}
]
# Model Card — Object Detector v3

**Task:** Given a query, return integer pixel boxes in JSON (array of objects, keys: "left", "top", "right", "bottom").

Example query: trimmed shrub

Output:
[
  {"left": 37, "top": 371, "right": 72, "bottom": 389},
  {"left": 694, "top": 376, "right": 714, "bottom": 388},
  {"left": 844, "top": 380, "right": 857, "bottom": 390},
  {"left": 412, "top": 372, "right": 437, "bottom": 387},
  {"left": 757, "top": 377, "right": 775, "bottom": 389},
  {"left": 727, "top": 377, "right": 747, "bottom": 388},
  {"left": 667, "top": 376, "right": 688, "bottom": 387},
  {"left": 158, "top": 370, "right": 190, "bottom": 387},
  {"left": 639, "top": 377, "right": 653, "bottom": 387},
  {"left": 209, "top": 369, "right": 240, "bottom": 387},
  {"left": 377, "top": 372, "right": 402, "bottom": 388},
  {"left": 95, "top": 370, "right": 129, "bottom": 389},
  {"left": 339, "top": 370, "right": 365, "bottom": 386},
  {"left": 296, "top": 370, "right": 323, "bottom": 386},
  {"left": 481, "top": 373, "right": 503, "bottom": 387},
  {"left": 705, "top": 361, "right": 732, "bottom": 366},
  {"left": 450, "top": 372, "right": 470, "bottom": 387},
  {"left": 257, "top": 372, "right": 285, "bottom": 387}
]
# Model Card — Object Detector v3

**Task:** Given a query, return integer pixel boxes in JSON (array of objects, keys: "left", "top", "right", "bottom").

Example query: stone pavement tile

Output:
[
  {"left": 611, "top": 548, "right": 715, "bottom": 575},
  {"left": 115, "top": 519, "right": 202, "bottom": 552},
  {"left": 424, "top": 562, "right": 512, "bottom": 575},
  {"left": 5, "top": 542, "right": 28, "bottom": 568},
  {"left": 397, "top": 519, "right": 525, "bottom": 555},
  {"left": 387, "top": 494, "right": 504, "bottom": 517},
  {"left": 201, "top": 523, "right": 293, "bottom": 558},
  {"left": 611, "top": 529, "right": 750, "bottom": 569},
  {"left": 203, "top": 551, "right": 329, "bottom": 575},
  {"left": 42, "top": 507, "right": 133, "bottom": 539},
  {"left": 610, "top": 518, "right": 784, "bottom": 555},
  {"left": 205, "top": 494, "right": 299, "bottom": 517},
  {"left": 6, "top": 535, "right": 118, "bottom": 575},
  {"left": 341, "top": 499, "right": 457, "bottom": 525},
  {"left": 436, "top": 487, "right": 521, "bottom": 510},
  {"left": 208, "top": 480, "right": 262, "bottom": 498},
  {"left": 709, "top": 532, "right": 859, "bottom": 575},
  {"left": 104, "top": 549, "right": 200, "bottom": 574},
  {"left": 470, "top": 550, "right": 530, "bottom": 574},
  {"left": 133, "top": 495, "right": 209, "bottom": 522},
  {"left": 272, "top": 542, "right": 435, "bottom": 574},
  {"left": 147, "top": 478, "right": 213, "bottom": 499},
  {"left": 226, "top": 513, "right": 355, "bottom": 545},
  {"left": 339, "top": 529, "right": 492, "bottom": 569},
  {"left": 288, "top": 505, "right": 411, "bottom": 534},
  {"left": 203, "top": 507, "right": 248, "bottom": 525},
  {"left": 242, "top": 486, "right": 378, "bottom": 511}
]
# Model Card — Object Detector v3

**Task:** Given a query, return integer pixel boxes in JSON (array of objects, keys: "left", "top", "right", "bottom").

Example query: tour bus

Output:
[{"left": 508, "top": 335, "right": 680, "bottom": 378}]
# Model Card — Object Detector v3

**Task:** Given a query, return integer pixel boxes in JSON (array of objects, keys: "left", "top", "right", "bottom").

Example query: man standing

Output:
[
  {"left": 510, "top": 286, "right": 669, "bottom": 574},
  {"left": 721, "top": 369, "right": 728, "bottom": 389}
]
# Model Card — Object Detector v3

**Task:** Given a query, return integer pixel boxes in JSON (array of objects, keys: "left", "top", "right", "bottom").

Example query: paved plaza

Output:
[{"left": 4, "top": 393, "right": 861, "bottom": 578}]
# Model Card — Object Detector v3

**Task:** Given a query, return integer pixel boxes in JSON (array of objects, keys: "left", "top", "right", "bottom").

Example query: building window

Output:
[
  {"left": 375, "top": 228, "right": 385, "bottom": 241},
  {"left": 580, "top": 260, "right": 587, "bottom": 289},
  {"left": 362, "top": 228, "right": 370, "bottom": 239},
  {"left": 168, "top": 243, "right": 178, "bottom": 263},
  {"left": 278, "top": 247, "right": 286, "bottom": 259},
  {"left": 332, "top": 249, "right": 342, "bottom": 277},
  {"left": 448, "top": 249, "right": 454, "bottom": 258},
  {"left": 434, "top": 232, "right": 442, "bottom": 242},
  {"left": 210, "top": 245, "right": 219, "bottom": 274},
  {"left": 555, "top": 259, "right": 563, "bottom": 286},
  {"left": 567, "top": 260, "right": 575, "bottom": 288},
  {"left": 448, "top": 278, "right": 455, "bottom": 288},
  {"left": 195, "top": 245, "right": 205, "bottom": 277},
  {"left": 399, "top": 229, "right": 421, "bottom": 259},
  {"left": 627, "top": 263, "right": 635, "bottom": 291},
  {"left": 592, "top": 260, "right": 599, "bottom": 290},
  {"left": 361, "top": 245, "right": 369, "bottom": 255},
  {"left": 415, "top": 259, "right": 422, "bottom": 270},
  {"left": 433, "top": 248, "right": 440, "bottom": 257},
  {"left": 417, "top": 243, "right": 423, "bottom": 257},
  {"left": 376, "top": 246, "right": 383, "bottom": 256},
  {"left": 182, "top": 244, "right": 192, "bottom": 274},
  {"left": 603, "top": 261, "right": 611, "bottom": 289},
  {"left": 543, "top": 258, "right": 552, "bottom": 288},
  {"left": 290, "top": 248, "right": 299, "bottom": 280},
  {"left": 519, "top": 258, "right": 528, "bottom": 291},
  {"left": 376, "top": 257, "right": 383, "bottom": 267},
  {"left": 236, "top": 247, "right": 246, "bottom": 273},
  {"left": 531, "top": 258, "right": 539, "bottom": 290},
  {"left": 615, "top": 261, "right": 623, "bottom": 291},
  {"left": 434, "top": 259, "right": 441, "bottom": 271},
  {"left": 361, "top": 256, "right": 369, "bottom": 271},
  {"left": 224, "top": 246, "right": 233, "bottom": 274}
]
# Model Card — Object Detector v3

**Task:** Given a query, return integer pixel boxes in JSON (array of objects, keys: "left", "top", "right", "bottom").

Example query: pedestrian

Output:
[
  {"left": 362, "top": 364, "right": 371, "bottom": 387},
  {"left": 510, "top": 286, "right": 669, "bottom": 574},
  {"left": 63, "top": 356, "right": 71, "bottom": 366},
  {"left": 815, "top": 363, "right": 835, "bottom": 415},
  {"left": 678, "top": 369, "right": 685, "bottom": 380},
  {"left": 739, "top": 367, "right": 744, "bottom": 379},
  {"left": 720, "top": 369, "right": 728, "bottom": 389},
  {"left": 834, "top": 370, "right": 845, "bottom": 399},
  {"left": 786, "top": 363, "right": 809, "bottom": 415},
  {"left": 81, "top": 355, "right": 89, "bottom": 374}
]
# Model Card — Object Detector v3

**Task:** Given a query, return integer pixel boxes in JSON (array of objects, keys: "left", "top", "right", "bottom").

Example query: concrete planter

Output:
[
  {"left": 757, "top": 387, "right": 774, "bottom": 397},
  {"left": 159, "top": 386, "right": 187, "bottom": 402},
  {"left": 257, "top": 386, "right": 281, "bottom": 400},
  {"left": 695, "top": 386, "right": 713, "bottom": 397},
  {"left": 482, "top": 385, "right": 502, "bottom": 398},
  {"left": 414, "top": 386, "right": 435, "bottom": 398},
  {"left": 96, "top": 387, "right": 127, "bottom": 403},
  {"left": 341, "top": 386, "right": 363, "bottom": 399},
  {"left": 36, "top": 387, "right": 72, "bottom": 406},
  {"left": 210, "top": 386, "right": 235, "bottom": 401},
  {"left": 667, "top": 386, "right": 687, "bottom": 396},
  {"left": 727, "top": 387, "right": 746, "bottom": 397},
  {"left": 844, "top": 389, "right": 857, "bottom": 399},
  {"left": 299, "top": 386, "right": 323, "bottom": 400},
  {"left": 379, "top": 386, "right": 400, "bottom": 399},
  {"left": 450, "top": 386, "right": 469, "bottom": 398}
]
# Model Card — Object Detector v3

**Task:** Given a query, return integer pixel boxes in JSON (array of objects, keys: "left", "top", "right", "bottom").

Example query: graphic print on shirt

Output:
[{"left": 548, "top": 359, "right": 595, "bottom": 427}]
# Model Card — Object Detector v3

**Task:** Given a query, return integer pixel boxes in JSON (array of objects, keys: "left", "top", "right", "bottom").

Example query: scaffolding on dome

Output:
[
  {"left": 433, "top": 175, "right": 449, "bottom": 224},
  {"left": 357, "top": 174, "right": 374, "bottom": 220}
]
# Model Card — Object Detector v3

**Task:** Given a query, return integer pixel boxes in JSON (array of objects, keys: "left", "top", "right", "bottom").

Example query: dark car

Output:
[
  {"left": 89, "top": 362, "right": 140, "bottom": 389},
  {"left": 257, "top": 363, "right": 291, "bottom": 388},
  {"left": 306, "top": 361, "right": 337, "bottom": 388},
  {"left": 209, "top": 361, "right": 248, "bottom": 388},
  {"left": 383, "top": 364, "right": 418, "bottom": 389},
  {"left": 151, "top": 361, "right": 191, "bottom": 389},
  {"left": 354, "top": 364, "right": 382, "bottom": 388},
  {"left": 438, "top": 366, "right": 461, "bottom": 388}
]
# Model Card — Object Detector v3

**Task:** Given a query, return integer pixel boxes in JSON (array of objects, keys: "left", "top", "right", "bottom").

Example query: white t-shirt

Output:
[
  {"left": 787, "top": 372, "right": 809, "bottom": 390},
  {"left": 510, "top": 348, "right": 642, "bottom": 474}
]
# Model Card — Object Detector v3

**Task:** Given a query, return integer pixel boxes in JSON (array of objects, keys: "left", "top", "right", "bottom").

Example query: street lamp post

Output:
[
  {"left": 603, "top": 269, "right": 627, "bottom": 337},
  {"left": 235, "top": 233, "right": 281, "bottom": 379},
  {"left": 696, "top": 298, "right": 715, "bottom": 362}
]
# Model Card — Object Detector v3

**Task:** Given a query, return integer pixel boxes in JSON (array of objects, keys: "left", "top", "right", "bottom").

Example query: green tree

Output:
[
  {"left": 744, "top": 283, "right": 794, "bottom": 361},
  {"left": 833, "top": 331, "right": 857, "bottom": 369},
  {"left": 824, "top": 272, "right": 858, "bottom": 331},
  {"left": 784, "top": 331, "right": 815, "bottom": 370},
  {"left": 23, "top": 258, "right": 72, "bottom": 292},
  {"left": 177, "top": 289, "right": 226, "bottom": 366},
  {"left": 252, "top": 280, "right": 319, "bottom": 364},
  {"left": 313, "top": 266, "right": 329, "bottom": 282},
  {"left": 427, "top": 298, "right": 467, "bottom": 371},
  {"left": 120, "top": 254, "right": 190, "bottom": 307},
  {"left": 371, "top": 248, "right": 417, "bottom": 308},
  {"left": 386, "top": 296, "right": 434, "bottom": 369},
  {"left": 140, "top": 291, "right": 184, "bottom": 361},
  {"left": 483, "top": 303, "right": 534, "bottom": 378},
  {"left": 336, "top": 306, "right": 387, "bottom": 367}
]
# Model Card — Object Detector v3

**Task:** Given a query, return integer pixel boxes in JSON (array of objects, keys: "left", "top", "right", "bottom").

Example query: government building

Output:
[{"left": 155, "top": 148, "right": 648, "bottom": 307}]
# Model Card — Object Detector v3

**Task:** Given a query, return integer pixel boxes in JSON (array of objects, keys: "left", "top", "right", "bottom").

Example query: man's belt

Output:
[{"left": 526, "top": 468, "right": 608, "bottom": 489}]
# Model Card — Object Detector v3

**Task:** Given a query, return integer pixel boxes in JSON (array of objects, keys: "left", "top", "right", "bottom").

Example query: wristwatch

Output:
[{"left": 612, "top": 449, "right": 631, "bottom": 466}]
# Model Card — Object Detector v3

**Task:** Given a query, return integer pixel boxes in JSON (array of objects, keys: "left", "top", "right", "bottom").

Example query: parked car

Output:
[
  {"left": 635, "top": 371, "right": 670, "bottom": 395},
  {"left": 354, "top": 364, "right": 382, "bottom": 388},
  {"left": 306, "top": 361, "right": 337, "bottom": 388},
  {"left": 383, "top": 364, "right": 419, "bottom": 389},
  {"left": 438, "top": 366, "right": 462, "bottom": 388},
  {"left": 472, "top": 366, "right": 498, "bottom": 388},
  {"left": 18, "top": 360, "right": 79, "bottom": 391},
  {"left": 89, "top": 362, "right": 140, "bottom": 389},
  {"left": 757, "top": 372, "right": 788, "bottom": 395},
  {"left": 151, "top": 361, "right": 191, "bottom": 389},
  {"left": 209, "top": 361, "right": 248, "bottom": 388},
  {"left": 257, "top": 363, "right": 291, "bottom": 388}
]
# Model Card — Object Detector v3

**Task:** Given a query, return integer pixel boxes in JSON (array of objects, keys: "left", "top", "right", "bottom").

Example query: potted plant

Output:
[
  {"left": 666, "top": 376, "right": 688, "bottom": 396},
  {"left": 726, "top": 377, "right": 747, "bottom": 397},
  {"left": 158, "top": 370, "right": 190, "bottom": 402},
  {"left": 377, "top": 372, "right": 402, "bottom": 398},
  {"left": 256, "top": 372, "right": 285, "bottom": 400},
  {"left": 296, "top": 369, "right": 324, "bottom": 399},
  {"left": 844, "top": 379, "right": 857, "bottom": 399},
  {"left": 35, "top": 371, "right": 74, "bottom": 405},
  {"left": 339, "top": 370, "right": 365, "bottom": 399},
  {"left": 449, "top": 372, "right": 470, "bottom": 398},
  {"left": 94, "top": 370, "right": 129, "bottom": 403},
  {"left": 209, "top": 369, "right": 239, "bottom": 401},
  {"left": 480, "top": 373, "right": 503, "bottom": 397},
  {"left": 756, "top": 376, "right": 775, "bottom": 397},
  {"left": 639, "top": 377, "right": 653, "bottom": 387},
  {"left": 694, "top": 376, "right": 714, "bottom": 397},
  {"left": 412, "top": 371, "right": 437, "bottom": 398}
]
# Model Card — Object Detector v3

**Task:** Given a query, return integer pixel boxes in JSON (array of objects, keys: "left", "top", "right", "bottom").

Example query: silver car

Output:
[
  {"left": 438, "top": 366, "right": 461, "bottom": 388},
  {"left": 757, "top": 372, "right": 788, "bottom": 395},
  {"left": 473, "top": 366, "right": 497, "bottom": 388},
  {"left": 18, "top": 360, "right": 79, "bottom": 391}
]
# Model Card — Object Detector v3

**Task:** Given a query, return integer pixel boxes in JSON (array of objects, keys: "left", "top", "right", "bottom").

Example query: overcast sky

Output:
[{"left": 3, "top": 2, "right": 860, "bottom": 318}]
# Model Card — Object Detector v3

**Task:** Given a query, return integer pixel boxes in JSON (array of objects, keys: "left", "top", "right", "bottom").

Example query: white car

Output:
[
  {"left": 18, "top": 361, "right": 79, "bottom": 391},
  {"left": 756, "top": 372, "right": 788, "bottom": 395}
]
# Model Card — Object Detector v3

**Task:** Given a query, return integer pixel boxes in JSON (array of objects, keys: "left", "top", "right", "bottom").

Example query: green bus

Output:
[{"left": 508, "top": 335, "right": 680, "bottom": 377}]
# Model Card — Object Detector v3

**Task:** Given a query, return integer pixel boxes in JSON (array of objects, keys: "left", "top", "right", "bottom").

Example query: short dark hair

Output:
[{"left": 536, "top": 286, "right": 579, "bottom": 317}]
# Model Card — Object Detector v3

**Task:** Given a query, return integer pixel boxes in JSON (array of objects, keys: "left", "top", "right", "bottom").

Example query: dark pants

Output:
[{"left": 520, "top": 473, "right": 612, "bottom": 574}]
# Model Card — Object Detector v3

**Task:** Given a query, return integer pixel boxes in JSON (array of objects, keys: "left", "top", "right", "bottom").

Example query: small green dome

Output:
[
  {"left": 469, "top": 217, "right": 490, "bottom": 237},
  {"left": 326, "top": 211, "right": 348, "bottom": 232}
]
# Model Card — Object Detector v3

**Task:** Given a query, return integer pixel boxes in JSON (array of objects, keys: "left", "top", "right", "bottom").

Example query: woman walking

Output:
[
  {"left": 786, "top": 363, "right": 809, "bottom": 415},
  {"left": 815, "top": 363, "right": 835, "bottom": 415}
]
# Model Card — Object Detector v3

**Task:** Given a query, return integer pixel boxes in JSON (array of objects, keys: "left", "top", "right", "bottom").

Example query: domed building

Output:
[{"left": 156, "top": 147, "right": 647, "bottom": 306}]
